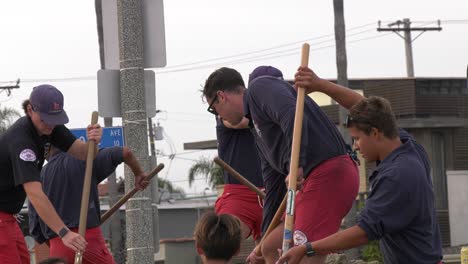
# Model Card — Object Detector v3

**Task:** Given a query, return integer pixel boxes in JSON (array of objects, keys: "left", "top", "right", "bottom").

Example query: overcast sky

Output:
[{"left": 1, "top": 0, "right": 467, "bottom": 194}]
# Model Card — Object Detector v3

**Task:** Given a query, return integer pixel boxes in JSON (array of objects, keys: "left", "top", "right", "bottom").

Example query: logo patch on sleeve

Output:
[{"left": 19, "top": 149, "right": 37, "bottom": 162}]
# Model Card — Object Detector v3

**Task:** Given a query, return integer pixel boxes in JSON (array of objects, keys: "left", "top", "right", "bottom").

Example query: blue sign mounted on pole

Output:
[{"left": 70, "top": 127, "right": 125, "bottom": 148}]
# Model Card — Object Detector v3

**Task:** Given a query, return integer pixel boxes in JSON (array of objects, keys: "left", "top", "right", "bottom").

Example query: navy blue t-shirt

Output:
[
  {"left": 216, "top": 118, "right": 263, "bottom": 187},
  {"left": 0, "top": 116, "right": 76, "bottom": 214},
  {"left": 29, "top": 147, "right": 124, "bottom": 242},
  {"left": 358, "top": 130, "right": 442, "bottom": 263},
  {"left": 244, "top": 76, "right": 347, "bottom": 178},
  {"left": 255, "top": 140, "right": 286, "bottom": 234}
]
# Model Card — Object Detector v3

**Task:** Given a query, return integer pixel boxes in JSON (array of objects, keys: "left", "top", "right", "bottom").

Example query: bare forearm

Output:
[
  {"left": 222, "top": 117, "right": 249, "bottom": 129},
  {"left": 24, "top": 182, "right": 66, "bottom": 234},
  {"left": 317, "top": 79, "right": 364, "bottom": 109},
  {"left": 123, "top": 147, "right": 144, "bottom": 176},
  {"left": 313, "top": 225, "right": 369, "bottom": 255}
]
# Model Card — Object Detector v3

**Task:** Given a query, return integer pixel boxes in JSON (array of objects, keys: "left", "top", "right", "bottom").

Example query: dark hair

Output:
[
  {"left": 194, "top": 212, "right": 241, "bottom": 261},
  {"left": 22, "top": 99, "right": 30, "bottom": 115},
  {"left": 203, "top": 67, "right": 245, "bottom": 99},
  {"left": 39, "top": 258, "right": 67, "bottom": 264},
  {"left": 349, "top": 96, "right": 398, "bottom": 139}
]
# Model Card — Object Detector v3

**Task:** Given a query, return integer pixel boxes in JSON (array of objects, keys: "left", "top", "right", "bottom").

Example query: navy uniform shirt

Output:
[
  {"left": 357, "top": 130, "right": 442, "bottom": 263},
  {"left": 29, "top": 147, "right": 124, "bottom": 242},
  {"left": 0, "top": 116, "right": 76, "bottom": 214},
  {"left": 244, "top": 76, "right": 347, "bottom": 178},
  {"left": 216, "top": 117, "right": 263, "bottom": 187},
  {"left": 245, "top": 77, "right": 346, "bottom": 234},
  {"left": 256, "top": 141, "right": 286, "bottom": 234}
]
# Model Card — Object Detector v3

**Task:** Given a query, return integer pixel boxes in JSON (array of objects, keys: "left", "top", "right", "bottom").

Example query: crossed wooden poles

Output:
[{"left": 75, "top": 43, "right": 308, "bottom": 263}]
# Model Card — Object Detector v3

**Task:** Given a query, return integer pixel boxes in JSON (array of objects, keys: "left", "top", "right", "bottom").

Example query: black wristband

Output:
[
  {"left": 305, "top": 242, "right": 316, "bottom": 257},
  {"left": 58, "top": 227, "right": 69, "bottom": 238}
]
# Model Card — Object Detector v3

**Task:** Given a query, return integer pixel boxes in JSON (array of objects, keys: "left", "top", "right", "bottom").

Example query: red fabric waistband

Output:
[
  {"left": 0, "top": 211, "right": 16, "bottom": 221},
  {"left": 223, "top": 184, "right": 264, "bottom": 193}
]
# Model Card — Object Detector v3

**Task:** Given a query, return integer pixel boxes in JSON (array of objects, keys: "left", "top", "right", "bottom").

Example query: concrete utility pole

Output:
[
  {"left": 377, "top": 18, "right": 442, "bottom": 77},
  {"left": 333, "top": 0, "right": 359, "bottom": 260},
  {"left": 117, "top": 0, "right": 154, "bottom": 263}
]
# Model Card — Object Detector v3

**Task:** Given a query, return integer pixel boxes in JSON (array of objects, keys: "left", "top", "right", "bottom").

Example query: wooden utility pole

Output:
[
  {"left": 333, "top": 0, "right": 350, "bottom": 139},
  {"left": 377, "top": 18, "right": 442, "bottom": 77},
  {"left": 333, "top": 0, "right": 359, "bottom": 260}
]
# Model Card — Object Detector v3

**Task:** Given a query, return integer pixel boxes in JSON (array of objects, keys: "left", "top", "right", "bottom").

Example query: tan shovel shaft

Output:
[
  {"left": 213, "top": 157, "right": 265, "bottom": 199},
  {"left": 254, "top": 194, "right": 287, "bottom": 256},
  {"left": 75, "top": 111, "right": 99, "bottom": 264},
  {"left": 100, "top": 163, "right": 165, "bottom": 224},
  {"left": 282, "top": 43, "right": 310, "bottom": 256}
]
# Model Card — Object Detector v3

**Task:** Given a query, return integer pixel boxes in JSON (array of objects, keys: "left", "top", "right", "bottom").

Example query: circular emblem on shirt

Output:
[
  {"left": 19, "top": 149, "right": 37, "bottom": 162},
  {"left": 293, "top": 230, "right": 308, "bottom": 246}
]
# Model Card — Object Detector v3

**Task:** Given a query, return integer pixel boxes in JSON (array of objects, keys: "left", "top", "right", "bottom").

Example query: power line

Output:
[
  {"left": 20, "top": 76, "right": 96, "bottom": 83},
  {"left": 411, "top": 19, "right": 468, "bottom": 24},
  {"left": 5, "top": 22, "right": 382, "bottom": 83},
  {"left": 377, "top": 18, "right": 442, "bottom": 77},
  {"left": 7, "top": 20, "right": 462, "bottom": 82},
  {"left": 156, "top": 31, "right": 396, "bottom": 75},
  {"left": 157, "top": 149, "right": 212, "bottom": 158},
  {"left": 157, "top": 22, "right": 378, "bottom": 71},
  {"left": 155, "top": 28, "right": 380, "bottom": 74}
]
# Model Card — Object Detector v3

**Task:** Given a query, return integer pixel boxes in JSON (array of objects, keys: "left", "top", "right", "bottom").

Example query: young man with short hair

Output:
[
  {"left": 0, "top": 84, "right": 102, "bottom": 263},
  {"left": 275, "top": 66, "right": 443, "bottom": 264},
  {"left": 203, "top": 67, "right": 359, "bottom": 264},
  {"left": 211, "top": 66, "right": 285, "bottom": 245}
]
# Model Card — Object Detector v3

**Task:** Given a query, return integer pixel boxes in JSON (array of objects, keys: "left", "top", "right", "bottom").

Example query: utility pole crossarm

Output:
[
  {"left": 376, "top": 18, "right": 442, "bottom": 77},
  {"left": 377, "top": 27, "right": 442, "bottom": 32},
  {"left": 0, "top": 79, "right": 20, "bottom": 96}
]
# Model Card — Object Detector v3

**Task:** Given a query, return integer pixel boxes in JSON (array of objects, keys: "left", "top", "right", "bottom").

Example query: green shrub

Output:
[{"left": 361, "top": 240, "right": 383, "bottom": 263}]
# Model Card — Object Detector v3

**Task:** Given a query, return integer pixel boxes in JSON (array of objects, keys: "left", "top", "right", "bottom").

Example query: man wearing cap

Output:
[
  {"left": 29, "top": 145, "right": 149, "bottom": 264},
  {"left": 203, "top": 68, "right": 359, "bottom": 264},
  {"left": 0, "top": 84, "right": 102, "bottom": 263}
]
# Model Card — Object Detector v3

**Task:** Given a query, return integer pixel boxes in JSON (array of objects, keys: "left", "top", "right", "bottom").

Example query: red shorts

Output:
[
  {"left": 49, "top": 226, "right": 115, "bottom": 264},
  {"left": 215, "top": 184, "right": 263, "bottom": 240},
  {"left": 0, "top": 212, "right": 30, "bottom": 264},
  {"left": 293, "top": 155, "right": 359, "bottom": 245}
]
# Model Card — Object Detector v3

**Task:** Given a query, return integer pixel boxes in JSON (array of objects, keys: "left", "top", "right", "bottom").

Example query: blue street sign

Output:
[{"left": 70, "top": 127, "right": 125, "bottom": 148}]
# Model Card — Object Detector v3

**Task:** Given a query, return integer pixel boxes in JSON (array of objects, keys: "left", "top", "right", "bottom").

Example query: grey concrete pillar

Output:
[{"left": 117, "top": 0, "right": 154, "bottom": 263}]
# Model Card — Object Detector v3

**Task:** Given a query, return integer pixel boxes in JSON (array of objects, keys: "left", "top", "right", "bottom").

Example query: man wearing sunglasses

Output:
[
  {"left": 208, "top": 66, "right": 288, "bottom": 264},
  {"left": 276, "top": 67, "right": 442, "bottom": 264},
  {"left": 203, "top": 67, "right": 359, "bottom": 264}
]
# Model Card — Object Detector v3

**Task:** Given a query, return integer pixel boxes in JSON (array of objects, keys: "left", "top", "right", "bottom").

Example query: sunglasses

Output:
[
  {"left": 207, "top": 94, "right": 219, "bottom": 116},
  {"left": 344, "top": 114, "right": 373, "bottom": 128}
]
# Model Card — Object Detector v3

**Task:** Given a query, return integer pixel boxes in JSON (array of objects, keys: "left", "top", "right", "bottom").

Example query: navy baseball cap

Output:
[
  {"left": 29, "top": 84, "right": 69, "bottom": 125},
  {"left": 248, "top": 66, "right": 284, "bottom": 84}
]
